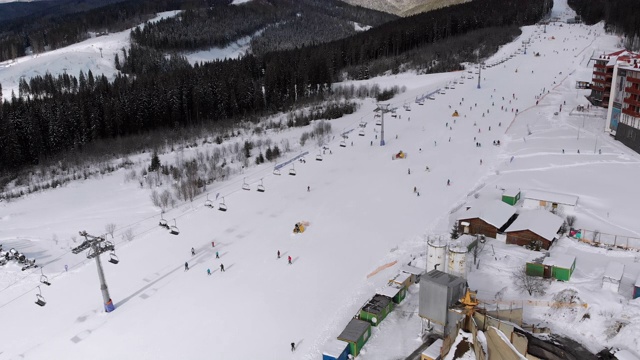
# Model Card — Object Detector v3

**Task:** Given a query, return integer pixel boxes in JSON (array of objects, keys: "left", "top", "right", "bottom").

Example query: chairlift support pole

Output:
[
  {"left": 74, "top": 231, "right": 115, "bottom": 312},
  {"left": 375, "top": 103, "right": 391, "bottom": 146}
]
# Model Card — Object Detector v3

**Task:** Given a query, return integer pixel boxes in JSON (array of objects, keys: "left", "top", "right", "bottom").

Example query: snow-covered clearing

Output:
[{"left": 1, "top": 0, "right": 640, "bottom": 359}]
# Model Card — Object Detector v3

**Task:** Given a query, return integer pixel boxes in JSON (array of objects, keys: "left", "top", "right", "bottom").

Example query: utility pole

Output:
[
  {"left": 374, "top": 103, "right": 392, "bottom": 146},
  {"left": 73, "top": 231, "right": 117, "bottom": 312},
  {"left": 477, "top": 63, "right": 482, "bottom": 89}
]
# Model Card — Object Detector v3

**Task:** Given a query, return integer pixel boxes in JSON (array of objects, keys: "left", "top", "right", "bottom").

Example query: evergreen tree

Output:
[
  {"left": 450, "top": 223, "right": 461, "bottom": 240},
  {"left": 149, "top": 150, "right": 161, "bottom": 172}
]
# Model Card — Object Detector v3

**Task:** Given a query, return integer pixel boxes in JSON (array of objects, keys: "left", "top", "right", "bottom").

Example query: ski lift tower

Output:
[
  {"left": 72, "top": 231, "right": 116, "bottom": 312},
  {"left": 374, "top": 103, "right": 392, "bottom": 146}
]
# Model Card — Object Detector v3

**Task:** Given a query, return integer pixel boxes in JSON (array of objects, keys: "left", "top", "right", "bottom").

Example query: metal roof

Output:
[
  {"left": 337, "top": 318, "right": 370, "bottom": 343},
  {"left": 361, "top": 294, "right": 392, "bottom": 315},
  {"left": 423, "top": 269, "right": 465, "bottom": 287}
]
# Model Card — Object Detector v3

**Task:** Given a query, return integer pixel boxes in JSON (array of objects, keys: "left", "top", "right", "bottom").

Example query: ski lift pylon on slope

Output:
[
  {"left": 35, "top": 286, "right": 46, "bottom": 307},
  {"left": 218, "top": 197, "right": 228, "bottom": 212},
  {"left": 242, "top": 178, "right": 250, "bottom": 191},
  {"left": 170, "top": 219, "right": 180, "bottom": 235},
  {"left": 289, "top": 164, "right": 296, "bottom": 176},
  {"left": 109, "top": 251, "right": 119, "bottom": 264},
  {"left": 40, "top": 268, "right": 51, "bottom": 286},
  {"left": 257, "top": 179, "right": 265, "bottom": 193},
  {"left": 204, "top": 194, "right": 213, "bottom": 208}
]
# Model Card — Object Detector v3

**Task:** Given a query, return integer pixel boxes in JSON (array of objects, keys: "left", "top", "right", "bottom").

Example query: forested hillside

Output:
[
  {"left": 131, "top": 0, "right": 397, "bottom": 54},
  {"left": 568, "top": 0, "right": 640, "bottom": 50},
  {"left": 0, "top": 0, "right": 551, "bottom": 172}
]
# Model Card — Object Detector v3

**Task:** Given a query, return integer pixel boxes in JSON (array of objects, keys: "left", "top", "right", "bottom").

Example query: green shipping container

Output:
[
  {"left": 337, "top": 319, "right": 372, "bottom": 357},
  {"left": 527, "top": 254, "right": 575, "bottom": 281},
  {"left": 526, "top": 262, "right": 544, "bottom": 277},
  {"left": 359, "top": 294, "right": 394, "bottom": 326},
  {"left": 502, "top": 189, "right": 521, "bottom": 206}
]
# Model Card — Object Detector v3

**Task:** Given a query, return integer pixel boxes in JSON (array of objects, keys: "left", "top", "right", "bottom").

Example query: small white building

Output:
[
  {"left": 522, "top": 189, "right": 578, "bottom": 213},
  {"left": 603, "top": 262, "right": 625, "bottom": 292}
]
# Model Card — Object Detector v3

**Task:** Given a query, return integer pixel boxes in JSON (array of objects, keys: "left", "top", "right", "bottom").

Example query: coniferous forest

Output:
[{"left": 0, "top": 0, "right": 552, "bottom": 172}]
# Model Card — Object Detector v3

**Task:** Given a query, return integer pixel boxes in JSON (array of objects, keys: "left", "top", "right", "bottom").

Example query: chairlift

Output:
[
  {"left": 108, "top": 251, "right": 119, "bottom": 264},
  {"left": 218, "top": 197, "right": 228, "bottom": 212},
  {"left": 159, "top": 215, "right": 169, "bottom": 229},
  {"left": 257, "top": 179, "right": 266, "bottom": 193},
  {"left": 289, "top": 164, "right": 297, "bottom": 176},
  {"left": 273, "top": 168, "right": 281, "bottom": 176},
  {"left": 204, "top": 194, "right": 213, "bottom": 208},
  {"left": 242, "top": 178, "right": 250, "bottom": 191},
  {"left": 339, "top": 140, "right": 347, "bottom": 147},
  {"left": 169, "top": 219, "right": 180, "bottom": 235},
  {"left": 35, "top": 286, "right": 46, "bottom": 307},
  {"left": 358, "top": 129, "right": 365, "bottom": 136},
  {"left": 316, "top": 153, "right": 323, "bottom": 161},
  {"left": 375, "top": 118, "right": 382, "bottom": 126},
  {"left": 40, "top": 268, "right": 51, "bottom": 286}
]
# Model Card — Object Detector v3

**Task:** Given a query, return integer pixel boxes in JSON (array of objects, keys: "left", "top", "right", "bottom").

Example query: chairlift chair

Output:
[
  {"left": 358, "top": 129, "right": 365, "bottom": 136},
  {"left": 108, "top": 251, "right": 119, "bottom": 264},
  {"left": 289, "top": 164, "right": 297, "bottom": 176},
  {"left": 242, "top": 178, "right": 251, "bottom": 191},
  {"left": 257, "top": 179, "right": 266, "bottom": 193},
  {"left": 375, "top": 118, "right": 382, "bottom": 126},
  {"left": 218, "top": 197, "right": 228, "bottom": 212},
  {"left": 204, "top": 194, "right": 213, "bottom": 208},
  {"left": 169, "top": 219, "right": 180, "bottom": 235},
  {"left": 40, "top": 268, "right": 51, "bottom": 286},
  {"left": 339, "top": 140, "right": 347, "bottom": 147},
  {"left": 316, "top": 153, "right": 323, "bottom": 161},
  {"left": 159, "top": 216, "right": 169, "bottom": 229},
  {"left": 273, "top": 168, "right": 281, "bottom": 176},
  {"left": 35, "top": 286, "right": 46, "bottom": 307}
]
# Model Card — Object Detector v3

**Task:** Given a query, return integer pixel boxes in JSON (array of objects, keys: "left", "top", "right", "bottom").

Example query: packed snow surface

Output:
[{"left": 2, "top": 0, "right": 640, "bottom": 359}]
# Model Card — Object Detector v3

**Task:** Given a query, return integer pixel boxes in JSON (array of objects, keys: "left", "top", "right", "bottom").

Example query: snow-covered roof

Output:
[
  {"left": 421, "top": 339, "right": 443, "bottom": 358},
  {"left": 390, "top": 272, "right": 411, "bottom": 284},
  {"left": 503, "top": 189, "right": 520, "bottom": 197},
  {"left": 378, "top": 283, "right": 402, "bottom": 298},
  {"left": 524, "top": 189, "right": 578, "bottom": 206},
  {"left": 604, "top": 262, "right": 625, "bottom": 281},
  {"left": 542, "top": 254, "right": 575, "bottom": 269},
  {"left": 338, "top": 319, "right": 370, "bottom": 342},
  {"left": 457, "top": 200, "right": 517, "bottom": 228},
  {"left": 401, "top": 264, "right": 425, "bottom": 276},
  {"left": 614, "top": 349, "right": 640, "bottom": 360},
  {"left": 322, "top": 338, "right": 349, "bottom": 357},
  {"left": 505, "top": 209, "right": 564, "bottom": 241}
]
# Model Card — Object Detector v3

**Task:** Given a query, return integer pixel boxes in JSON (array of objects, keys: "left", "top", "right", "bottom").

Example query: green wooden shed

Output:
[
  {"left": 502, "top": 189, "right": 521, "bottom": 206},
  {"left": 337, "top": 318, "right": 372, "bottom": 357},
  {"left": 378, "top": 282, "right": 406, "bottom": 304},
  {"left": 526, "top": 254, "right": 575, "bottom": 281},
  {"left": 359, "top": 294, "right": 394, "bottom": 326}
]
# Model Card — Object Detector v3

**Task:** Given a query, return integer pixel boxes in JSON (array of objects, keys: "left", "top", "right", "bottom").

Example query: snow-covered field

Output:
[{"left": 2, "top": 0, "right": 640, "bottom": 359}]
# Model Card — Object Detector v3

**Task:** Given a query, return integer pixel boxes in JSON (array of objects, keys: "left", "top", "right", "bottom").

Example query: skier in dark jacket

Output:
[
  {"left": 184, "top": 262, "right": 189, "bottom": 271},
  {"left": 220, "top": 264, "right": 225, "bottom": 272}
]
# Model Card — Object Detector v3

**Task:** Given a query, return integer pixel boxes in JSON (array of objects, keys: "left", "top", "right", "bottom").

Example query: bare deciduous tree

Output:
[
  {"left": 511, "top": 265, "right": 548, "bottom": 296},
  {"left": 121, "top": 228, "right": 134, "bottom": 242},
  {"left": 105, "top": 223, "right": 116, "bottom": 239}
]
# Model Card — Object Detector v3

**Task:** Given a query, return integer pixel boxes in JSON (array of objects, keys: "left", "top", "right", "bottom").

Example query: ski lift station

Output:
[
  {"left": 418, "top": 270, "right": 467, "bottom": 336},
  {"left": 602, "top": 262, "right": 625, "bottom": 292}
]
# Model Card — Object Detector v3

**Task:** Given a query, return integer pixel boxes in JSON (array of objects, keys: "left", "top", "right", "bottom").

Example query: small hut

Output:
[
  {"left": 337, "top": 319, "right": 372, "bottom": 357},
  {"left": 322, "top": 338, "right": 350, "bottom": 360},
  {"left": 421, "top": 339, "right": 443, "bottom": 360},
  {"left": 378, "top": 282, "right": 406, "bottom": 304},
  {"left": 359, "top": 294, "right": 394, "bottom": 326},
  {"left": 526, "top": 254, "right": 575, "bottom": 281},
  {"left": 501, "top": 189, "right": 521, "bottom": 206},
  {"left": 603, "top": 262, "right": 624, "bottom": 292},
  {"left": 390, "top": 271, "right": 412, "bottom": 289},
  {"left": 401, "top": 264, "right": 425, "bottom": 284}
]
